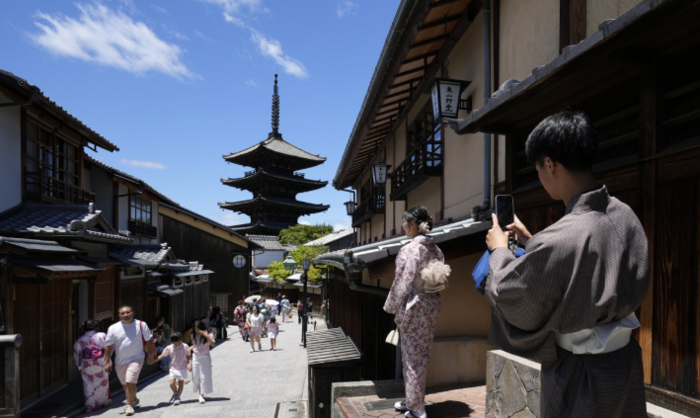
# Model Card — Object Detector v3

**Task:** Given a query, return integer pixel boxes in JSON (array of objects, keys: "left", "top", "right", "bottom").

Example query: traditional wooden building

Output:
[
  {"left": 324, "top": 0, "right": 700, "bottom": 415},
  {"left": 220, "top": 75, "right": 329, "bottom": 235}
]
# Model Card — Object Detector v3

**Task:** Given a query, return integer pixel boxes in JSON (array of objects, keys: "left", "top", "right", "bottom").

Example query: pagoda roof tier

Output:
[
  {"left": 221, "top": 169, "right": 327, "bottom": 193},
  {"left": 223, "top": 135, "right": 325, "bottom": 170},
  {"left": 218, "top": 196, "right": 329, "bottom": 216},
  {"left": 230, "top": 221, "right": 295, "bottom": 236}
]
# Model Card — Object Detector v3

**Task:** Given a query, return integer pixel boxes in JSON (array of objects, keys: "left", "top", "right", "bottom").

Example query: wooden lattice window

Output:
[{"left": 130, "top": 195, "right": 152, "bottom": 224}]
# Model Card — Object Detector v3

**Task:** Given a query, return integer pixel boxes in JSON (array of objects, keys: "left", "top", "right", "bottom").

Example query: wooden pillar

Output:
[
  {"left": 638, "top": 65, "right": 658, "bottom": 384},
  {"left": 1, "top": 335, "right": 22, "bottom": 418}
]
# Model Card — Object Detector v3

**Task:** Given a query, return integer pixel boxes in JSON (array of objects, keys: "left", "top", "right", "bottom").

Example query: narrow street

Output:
[{"left": 78, "top": 316, "right": 310, "bottom": 418}]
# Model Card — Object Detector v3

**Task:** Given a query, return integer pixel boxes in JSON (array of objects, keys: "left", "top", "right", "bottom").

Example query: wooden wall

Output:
[
  {"left": 161, "top": 216, "right": 250, "bottom": 318},
  {"left": 328, "top": 272, "right": 396, "bottom": 381}
]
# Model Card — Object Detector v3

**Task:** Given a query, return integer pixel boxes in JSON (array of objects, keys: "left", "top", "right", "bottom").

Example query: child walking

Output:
[
  {"left": 191, "top": 320, "right": 216, "bottom": 403},
  {"left": 267, "top": 317, "right": 279, "bottom": 351},
  {"left": 154, "top": 333, "right": 192, "bottom": 406}
]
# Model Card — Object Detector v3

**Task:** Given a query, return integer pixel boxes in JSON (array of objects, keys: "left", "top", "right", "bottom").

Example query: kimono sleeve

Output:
[
  {"left": 73, "top": 338, "right": 82, "bottom": 366},
  {"left": 383, "top": 245, "right": 421, "bottom": 314},
  {"left": 485, "top": 230, "right": 570, "bottom": 332}
]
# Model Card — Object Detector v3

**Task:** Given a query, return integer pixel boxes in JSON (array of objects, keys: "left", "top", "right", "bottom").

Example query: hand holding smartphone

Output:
[{"left": 495, "top": 194, "right": 515, "bottom": 231}]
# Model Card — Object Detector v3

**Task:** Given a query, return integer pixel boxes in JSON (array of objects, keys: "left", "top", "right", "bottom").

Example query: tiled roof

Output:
[
  {"left": 0, "top": 204, "right": 132, "bottom": 244},
  {"left": 304, "top": 228, "right": 354, "bottom": 247},
  {"left": 0, "top": 69, "right": 119, "bottom": 152},
  {"left": 219, "top": 196, "right": 329, "bottom": 213},
  {"left": 223, "top": 136, "right": 325, "bottom": 163},
  {"left": 248, "top": 235, "right": 287, "bottom": 251},
  {"left": 221, "top": 169, "right": 327, "bottom": 192},
  {"left": 110, "top": 244, "right": 173, "bottom": 266},
  {"left": 85, "top": 155, "right": 177, "bottom": 205}
]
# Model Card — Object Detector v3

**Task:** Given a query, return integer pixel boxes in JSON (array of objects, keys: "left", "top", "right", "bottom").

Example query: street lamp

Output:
[
  {"left": 344, "top": 201, "right": 356, "bottom": 216},
  {"left": 371, "top": 163, "right": 392, "bottom": 186},
  {"left": 282, "top": 255, "right": 297, "bottom": 273},
  {"left": 301, "top": 257, "right": 310, "bottom": 348}
]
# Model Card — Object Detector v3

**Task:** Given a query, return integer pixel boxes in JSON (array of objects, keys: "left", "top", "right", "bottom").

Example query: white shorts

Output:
[
  {"left": 169, "top": 368, "right": 188, "bottom": 381},
  {"left": 269, "top": 330, "right": 278, "bottom": 339}
]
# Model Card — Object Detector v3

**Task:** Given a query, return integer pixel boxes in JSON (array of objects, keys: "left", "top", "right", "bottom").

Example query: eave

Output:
[
  {"left": 218, "top": 196, "right": 330, "bottom": 215},
  {"left": 221, "top": 170, "right": 327, "bottom": 193}
]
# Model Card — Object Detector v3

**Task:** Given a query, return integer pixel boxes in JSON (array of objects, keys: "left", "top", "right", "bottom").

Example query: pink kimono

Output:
[
  {"left": 384, "top": 235, "right": 444, "bottom": 412},
  {"left": 73, "top": 331, "right": 110, "bottom": 411}
]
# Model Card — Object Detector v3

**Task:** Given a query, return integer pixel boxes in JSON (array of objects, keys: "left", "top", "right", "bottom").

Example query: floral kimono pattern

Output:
[
  {"left": 384, "top": 235, "right": 444, "bottom": 412},
  {"left": 234, "top": 304, "right": 246, "bottom": 334},
  {"left": 73, "top": 331, "right": 110, "bottom": 411}
]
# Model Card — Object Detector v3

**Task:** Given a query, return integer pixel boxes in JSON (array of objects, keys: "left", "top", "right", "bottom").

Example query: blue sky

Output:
[{"left": 1, "top": 0, "right": 400, "bottom": 231}]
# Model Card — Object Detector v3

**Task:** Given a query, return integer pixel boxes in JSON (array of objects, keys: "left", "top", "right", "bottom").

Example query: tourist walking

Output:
[
  {"left": 73, "top": 319, "right": 111, "bottom": 412},
  {"left": 280, "top": 295, "right": 291, "bottom": 323},
  {"left": 190, "top": 320, "right": 216, "bottom": 403},
  {"left": 484, "top": 111, "right": 650, "bottom": 418},
  {"left": 241, "top": 304, "right": 252, "bottom": 342},
  {"left": 384, "top": 206, "right": 444, "bottom": 418},
  {"left": 151, "top": 333, "right": 191, "bottom": 406},
  {"left": 267, "top": 317, "right": 279, "bottom": 351},
  {"left": 234, "top": 300, "right": 246, "bottom": 340},
  {"left": 104, "top": 305, "right": 154, "bottom": 416},
  {"left": 210, "top": 307, "right": 224, "bottom": 341},
  {"left": 306, "top": 297, "right": 314, "bottom": 320},
  {"left": 297, "top": 300, "right": 303, "bottom": 324},
  {"left": 246, "top": 305, "right": 264, "bottom": 352}
]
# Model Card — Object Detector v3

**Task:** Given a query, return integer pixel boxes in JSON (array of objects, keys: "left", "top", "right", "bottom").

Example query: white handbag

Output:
[{"left": 385, "top": 328, "right": 400, "bottom": 346}]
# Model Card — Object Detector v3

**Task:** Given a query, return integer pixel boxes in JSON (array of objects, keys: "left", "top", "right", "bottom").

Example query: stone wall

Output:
[{"left": 486, "top": 350, "right": 541, "bottom": 418}]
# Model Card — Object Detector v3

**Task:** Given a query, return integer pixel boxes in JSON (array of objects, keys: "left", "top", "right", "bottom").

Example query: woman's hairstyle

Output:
[
  {"left": 270, "top": 317, "right": 276, "bottom": 323},
  {"left": 171, "top": 332, "right": 182, "bottom": 342},
  {"left": 192, "top": 320, "right": 209, "bottom": 345},
  {"left": 237, "top": 300, "right": 243, "bottom": 305},
  {"left": 252, "top": 305, "right": 259, "bottom": 314},
  {"left": 402, "top": 206, "right": 433, "bottom": 233},
  {"left": 155, "top": 316, "right": 164, "bottom": 323},
  {"left": 525, "top": 110, "right": 598, "bottom": 172},
  {"left": 84, "top": 319, "right": 99, "bottom": 332}
]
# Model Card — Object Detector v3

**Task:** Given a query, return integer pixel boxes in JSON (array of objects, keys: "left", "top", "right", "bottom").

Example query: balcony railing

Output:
[
  {"left": 129, "top": 219, "right": 158, "bottom": 238},
  {"left": 352, "top": 191, "right": 386, "bottom": 227},
  {"left": 24, "top": 171, "right": 95, "bottom": 205},
  {"left": 390, "top": 138, "right": 443, "bottom": 201}
]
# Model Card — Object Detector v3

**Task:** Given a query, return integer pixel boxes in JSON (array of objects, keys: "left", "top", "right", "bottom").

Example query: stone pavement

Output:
[
  {"left": 74, "top": 316, "right": 311, "bottom": 418},
  {"left": 336, "top": 384, "right": 487, "bottom": 418}
]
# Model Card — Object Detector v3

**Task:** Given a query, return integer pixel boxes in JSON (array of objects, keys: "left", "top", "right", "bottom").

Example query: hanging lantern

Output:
[
  {"left": 344, "top": 201, "right": 356, "bottom": 216},
  {"left": 371, "top": 163, "right": 392, "bottom": 186},
  {"left": 282, "top": 255, "right": 297, "bottom": 273},
  {"left": 431, "top": 78, "right": 471, "bottom": 120}
]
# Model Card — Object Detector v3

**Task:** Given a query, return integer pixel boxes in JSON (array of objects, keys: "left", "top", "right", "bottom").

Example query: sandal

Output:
[
  {"left": 394, "top": 400, "right": 408, "bottom": 411},
  {"left": 405, "top": 411, "right": 427, "bottom": 418}
]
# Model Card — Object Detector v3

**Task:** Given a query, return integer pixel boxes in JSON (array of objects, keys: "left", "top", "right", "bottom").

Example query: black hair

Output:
[
  {"left": 171, "top": 332, "right": 181, "bottom": 342},
  {"left": 192, "top": 320, "right": 208, "bottom": 346},
  {"left": 525, "top": 110, "right": 598, "bottom": 172},
  {"left": 402, "top": 206, "right": 434, "bottom": 233},
  {"left": 155, "top": 316, "right": 164, "bottom": 323},
  {"left": 118, "top": 305, "right": 133, "bottom": 312},
  {"left": 270, "top": 317, "right": 276, "bottom": 323},
  {"left": 84, "top": 319, "right": 99, "bottom": 332}
]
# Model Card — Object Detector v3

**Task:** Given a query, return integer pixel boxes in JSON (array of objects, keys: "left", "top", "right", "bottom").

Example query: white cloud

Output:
[
  {"left": 194, "top": 30, "right": 214, "bottom": 42},
  {"left": 245, "top": 79, "right": 258, "bottom": 87},
  {"left": 336, "top": 1, "right": 358, "bottom": 18},
  {"left": 169, "top": 29, "right": 189, "bottom": 41},
  {"left": 120, "top": 159, "right": 166, "bottom": 169},
  {"left": 298, "top": 220, "right": 312, "bottom": 226},
  {"left": 31, "top": 3, "right": 195, "bottom": 80},
  {"left": 151, "top": 4, "right": 168, "bottom": 14},
  {"left": 197, "top": 0, "right": 264, "bottom": 27},
  {"left": 217, "top": 210, "right": 246, "bottom": 226},
  {"left": 333, "top": 220, "right": 351, "bottom": 231},
  {"left": 250, "top": 30, "right": 309, "bottom": 79},
  {"left": 197, "top": 0, "right": 309, "bottom": 79}
]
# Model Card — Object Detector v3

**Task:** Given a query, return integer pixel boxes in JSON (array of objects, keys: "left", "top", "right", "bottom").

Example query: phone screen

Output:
[{"left": 496, "top": 195, "right": 514, "bottom": 228}]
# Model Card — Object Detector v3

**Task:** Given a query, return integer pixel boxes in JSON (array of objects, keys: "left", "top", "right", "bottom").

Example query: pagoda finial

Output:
[{"left": 271, "top": 74, "right": 280, "bottom": 137}]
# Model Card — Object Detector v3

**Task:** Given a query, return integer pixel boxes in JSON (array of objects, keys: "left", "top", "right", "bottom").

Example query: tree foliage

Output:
[
  {"left": 268, "top": 261, "right": 289, "bottom": 283},
  {"left": 278, "top": 224, "right": 333, "bottom": 245},
  {"left": 290, "top": 245, "right": 328, "bottom": 282}
]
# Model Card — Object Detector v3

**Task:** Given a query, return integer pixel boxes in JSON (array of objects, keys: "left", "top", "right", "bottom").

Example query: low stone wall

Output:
[
  {"left": 486, "top": 350, "right": 541, "bottom": 418},
  {"left": 427, "top": 336, "right": 492, "bottom": 387}
]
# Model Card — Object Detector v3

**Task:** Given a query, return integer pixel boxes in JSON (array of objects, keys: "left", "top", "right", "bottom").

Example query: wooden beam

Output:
[
  {"left": 408, "top": 34, "right": 447, "bottom": 50},
  {"left": 417, "top": 14, "right": 461, "bottom": 32},
  {"left": 638, "top": 65, "right": 657, "bottom": 385}
]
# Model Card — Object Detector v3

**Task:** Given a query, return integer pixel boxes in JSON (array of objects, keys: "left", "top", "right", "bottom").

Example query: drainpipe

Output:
[
  {"left": 472, "top": 0, "right": 492, "bottom": 222},
  {"left": 343, "top": 250, "right": 389, "bottom": 297},
  {"left": 0, "top": 87, "right": 38, "bottom": 108}
]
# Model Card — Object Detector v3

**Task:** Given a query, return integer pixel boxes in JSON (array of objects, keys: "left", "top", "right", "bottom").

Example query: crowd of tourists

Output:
[{"left": 72, "top": 304, "right": 226, "bottom": 415}]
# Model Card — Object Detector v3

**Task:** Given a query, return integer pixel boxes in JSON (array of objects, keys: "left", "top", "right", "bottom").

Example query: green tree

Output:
[
  {"left": 289, "top": 244, "right": 328, "bottom": 282},
  {"left": 278, "top": 224, "right": 333, "bottom": 245},
  {"left": 268, "top": 261, "right": 290, "bottom": 283}
]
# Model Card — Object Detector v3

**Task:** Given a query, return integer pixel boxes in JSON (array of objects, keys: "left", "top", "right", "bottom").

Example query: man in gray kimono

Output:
[{"left": 485, "top": 111, "right": 650, "bottom": 418}]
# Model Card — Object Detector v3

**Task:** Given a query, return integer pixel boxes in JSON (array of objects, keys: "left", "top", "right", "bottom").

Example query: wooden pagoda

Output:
[{"left": 220, "top": 75, "right": 329, "bottom": 235}]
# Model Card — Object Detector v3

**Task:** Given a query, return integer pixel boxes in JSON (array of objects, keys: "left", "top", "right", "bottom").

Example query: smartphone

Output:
[{"left": 495, "top": 194, "right": 515, "bottom": 230}]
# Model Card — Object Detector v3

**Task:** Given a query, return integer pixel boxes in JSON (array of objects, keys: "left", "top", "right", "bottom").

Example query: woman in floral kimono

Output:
[
  {"left": 233, "top": 300, "right": 246, "bottom": 340},
  {"left": 73, "top": 319, "right": 111, "bottom": 412},
  {"left": 384, "top": 206, "right": 449, "bottom": 418}
]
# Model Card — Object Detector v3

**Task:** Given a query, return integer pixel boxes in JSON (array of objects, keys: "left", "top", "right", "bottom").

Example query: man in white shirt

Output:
[
  {"left": 104, "top": 305, "right": 153, "bottom": 416},
  {"left": 280, "top": 295, "right": 291, "bottom": 323}
]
